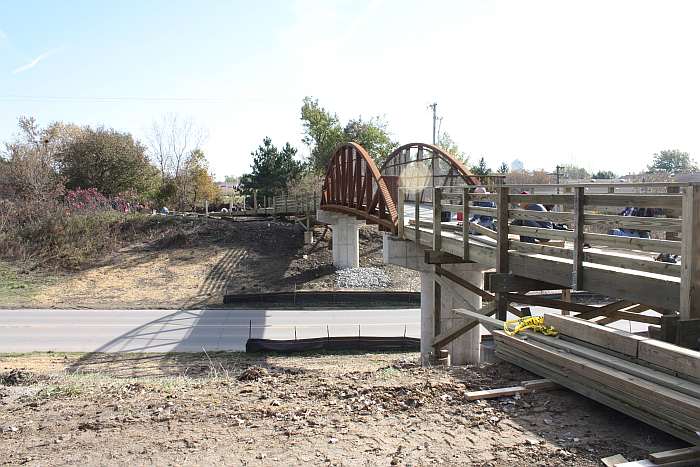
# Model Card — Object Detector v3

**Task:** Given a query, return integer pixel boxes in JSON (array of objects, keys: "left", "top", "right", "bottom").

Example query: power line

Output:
[{"left": 0, "top": 95, "right": 232, "bottom": 103}]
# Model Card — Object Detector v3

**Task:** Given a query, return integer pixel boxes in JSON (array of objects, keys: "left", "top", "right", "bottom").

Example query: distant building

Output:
[{"left": 511, "top": 159, "right": 524, "bottom": 171}]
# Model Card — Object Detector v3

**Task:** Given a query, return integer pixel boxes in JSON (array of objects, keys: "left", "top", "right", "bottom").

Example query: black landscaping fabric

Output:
[{"left": 246, "top": 336, "right": 420, "bottom": 353}]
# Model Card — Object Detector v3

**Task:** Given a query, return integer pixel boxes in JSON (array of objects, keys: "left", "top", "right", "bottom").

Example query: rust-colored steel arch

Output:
[{"left": 320, "top": 142, "right": 398, "bottom": 233}]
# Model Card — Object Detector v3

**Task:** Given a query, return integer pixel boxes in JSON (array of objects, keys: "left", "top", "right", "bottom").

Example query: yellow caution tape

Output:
[{"left": 503, "top": 316, "right": 558, "bottom": 337}]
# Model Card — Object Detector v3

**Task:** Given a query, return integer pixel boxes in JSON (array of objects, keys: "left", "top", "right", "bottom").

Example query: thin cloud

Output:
[{"left": 12, "top": 49, "right": 54, "bottom": 74}]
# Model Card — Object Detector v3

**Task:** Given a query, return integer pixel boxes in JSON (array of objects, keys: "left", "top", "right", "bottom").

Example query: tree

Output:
[
  {"left": 343, "top": 117, "right": 398, "bottom": 166},
  {"left": 562, "top": 165, "right": 589, "bottom": 180},
  {"left": 647, "top": 149, "right": 698, "bottom": 174},
  {"left": 301, "top": 97, "right": 345, "bottom": 173},
  {"left": 60, "top": 126, "right": 157, "bottom": 197},
  {"left": 497, "top": 162, "right": 509, "bottom": 174},
  {"left": 437, "top": 132, "right": 468, "bottom": 164},
  {"left": 471, "top": 157, "right": 490, "bottom": 177},
  {"left": 182, "top": 149, "right": 220, "bottom": 209},
  {"left": 148, "top": 114, "right": 205, "bottom": 183},
  {"left": 592, "top": 170, "right": 616, "bottom": 179},
  {"left": 1, "top": 116, "right": 77, "bottom": 201},
  {"left": 301, "top": 97, "right": 398, "bottom": 172},
  {"left": 241, "top": 138, "right": 304, "bottom": 198}
]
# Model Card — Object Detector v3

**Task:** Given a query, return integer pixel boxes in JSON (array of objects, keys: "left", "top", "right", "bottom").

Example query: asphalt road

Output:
[{"left": 0, "top": 308, "right": 420, "bottom": 353}]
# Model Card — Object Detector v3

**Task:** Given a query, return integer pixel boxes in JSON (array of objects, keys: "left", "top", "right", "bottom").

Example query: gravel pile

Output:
[{"left": 336, "top": 267, "right": 390, "bottom": 289}]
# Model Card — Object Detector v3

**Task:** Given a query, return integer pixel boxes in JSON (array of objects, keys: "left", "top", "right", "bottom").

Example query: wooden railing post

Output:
[
  {"left": 666, "top": 185, "right": 681, "bottom": 241},
  {"left": 495, "top": 186, "right": 510, "bottom": 320},
  {"left": 680, "top": 184, "right": 700, "bottom": 320},
  {"left": 253, "top": 190, "right": 258, "bottom": 215},
  {"left": 463, "top": 187, "right": 470, "bottom": 260},
  {"left": 397, "top": 187, "right": 404, "bottom": 239},
  {"left": 415, "top": 190, "right": 421, "bottom": 246},
  {"left": 433, "top": 187, "right": 442, "bottom": 252},
  {"left": 572, "top": 186, "right": 585, "bottom": 290}
]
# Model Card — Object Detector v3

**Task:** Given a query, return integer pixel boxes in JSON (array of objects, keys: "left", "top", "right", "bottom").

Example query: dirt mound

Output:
[
  {"left": 238, "top": 366, "right": 269, "bottom": 381},
  {"left": 0, "top": 369, "right": 38, "bottom": 386}
]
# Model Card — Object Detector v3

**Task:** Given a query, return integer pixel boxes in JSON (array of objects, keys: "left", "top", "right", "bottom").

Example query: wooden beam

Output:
[
  {"left": 680, "top": 184, "right": 700, "bottom": 320},
  {"left": 453, "top": 308, "right": 504, "bottom": 331},
  {"left": 596, "top": 304, "right": 651, "bottom": 325},
  {"left": 433, "top": 187, "right": 442, "bottom": 252},
  {"left": 462, "top": 187, "right": 469, "bottom": 260},
  {"left": 425, "top": 250, "right": 471, "bottom": 264},
  {"left": 505, "top": 293, "right": 596, "bottom": 314},
  {"left": 649, "top": 446, "right": 700, "bottom": 464},
  {"left": 434, "top": 266, "right": 522, "bottom": 317},
  {"left": 572, "top": 186, "right": 585, "bottom": 290},
  {"left": 543, "top": 314, "right": 647, "bottom": 357},
  {"left": 433, "top": 302, "right": 496, "bottom": 349},
  {"left": 576, "top": 300, "right": 636, "bottom": 320},
  {"left": 496, "top": 186, "right": 510, "bottom": 320},
  {"left": 638, "top": 339, "right": 700, "bottom": 380},
  {"left": 486, "top": 273, "right": 562, "bottom": 293}
]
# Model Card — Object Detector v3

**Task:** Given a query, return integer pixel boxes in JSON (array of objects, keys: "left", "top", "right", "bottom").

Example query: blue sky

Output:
[{"left": 1, "top": 0, "right": 699, "bottom": 178}]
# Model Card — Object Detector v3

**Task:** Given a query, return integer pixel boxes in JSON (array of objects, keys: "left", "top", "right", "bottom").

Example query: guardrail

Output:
[{"left": 397, "top": 182, "right": 699, "bottom": 321}]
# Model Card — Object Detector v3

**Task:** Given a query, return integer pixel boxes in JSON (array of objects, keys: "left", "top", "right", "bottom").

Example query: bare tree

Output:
[
  {"left": 147, "top": 114, "right": 207, "bottom": 209},
  {"left": 148, "top": 114, "right": 205, "bottom": 180}
]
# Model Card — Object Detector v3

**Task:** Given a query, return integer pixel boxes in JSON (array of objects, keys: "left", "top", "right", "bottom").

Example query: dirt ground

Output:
[
  {"left": 0, "top": 352, "right": 682, "bottom": 466},
  {"left": 0, "top": 217, "right": 419, "bottom": 309}
]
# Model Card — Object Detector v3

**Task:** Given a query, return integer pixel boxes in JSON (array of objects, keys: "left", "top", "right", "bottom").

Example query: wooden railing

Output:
[{"left": 397, "top": 182, "right": 699, "bottom": 321}]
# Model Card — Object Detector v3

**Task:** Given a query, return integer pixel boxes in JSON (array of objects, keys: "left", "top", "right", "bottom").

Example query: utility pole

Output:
[{"left": 428, "top": 102, "right": 438, "bottom": 144}]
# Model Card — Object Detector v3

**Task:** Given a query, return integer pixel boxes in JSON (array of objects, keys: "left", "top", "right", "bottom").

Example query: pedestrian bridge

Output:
[{"left": 318, "top": 141, "right": 700, "bottom": 361}]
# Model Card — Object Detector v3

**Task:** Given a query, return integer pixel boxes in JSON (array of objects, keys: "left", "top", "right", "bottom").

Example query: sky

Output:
[{"left": 1, "top": 0, "right": 699, "bottom": 179}]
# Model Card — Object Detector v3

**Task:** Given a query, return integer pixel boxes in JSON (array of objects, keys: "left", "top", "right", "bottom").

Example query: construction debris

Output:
[
  {"left": 489, "top": 314, "right": 700, "bottom": 444},
  {"left": 465, "top": 378, "right": 560, "bottom": 401}
]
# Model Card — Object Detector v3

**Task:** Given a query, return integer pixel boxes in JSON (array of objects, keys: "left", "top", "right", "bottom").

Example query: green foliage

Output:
[
  {"left": 497, "top": 162, "right": 509, "bottom": 174},
  {"left": 471, "top": 157, "right": 490, "bottom": 177},
  {"left": 301, "top": 97, "right": 398, "bottom": 172},
  {"left": 60, "top": 126, "right": 157, "bottom": 197},
  {"left": 562, "top": 165, "right": 589, "bottom": 180},
  {"left": 301, "top": 97, "right": 345, "bottom": 173},
  {"left": 241, "top": 137, "right": 304, "bottom": 197},
  {"left": 437, "top": 132, "right": 468, "bottom": 164},
  {"left": 592, "top": 170, "right": 616, "bottom": 179},
  {"left": 647, "top": 149, "right": 698, "bottom": 174},
  {"left": 343, "top": 117, "right": 398, "bottom": 166}
]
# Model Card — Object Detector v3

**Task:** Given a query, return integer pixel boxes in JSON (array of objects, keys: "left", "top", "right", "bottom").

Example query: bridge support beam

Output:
[{"left": 318, "top": 210, "right": 365, "bottom": 269}]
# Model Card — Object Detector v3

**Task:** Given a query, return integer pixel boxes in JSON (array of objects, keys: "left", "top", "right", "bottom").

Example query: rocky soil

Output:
[{"left": 0, "top": 352, "right": 682, "bottom": 466}]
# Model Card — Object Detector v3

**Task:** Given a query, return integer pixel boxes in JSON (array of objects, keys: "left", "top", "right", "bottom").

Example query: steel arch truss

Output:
[{"left": 320, "top": 142, "right": 398, "bottom": 233}]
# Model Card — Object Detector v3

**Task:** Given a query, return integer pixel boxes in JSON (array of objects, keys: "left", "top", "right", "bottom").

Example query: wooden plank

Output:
[
  {"left": 425, "top": 250, "right": 470, "bottom": 264},
  {"left": 496, "top": 346, "right": 700, "bottom": 445},
  {"left": 572, "top": 186, "right": 585, "bottom": 290},
  {"left": 453, "top": 308, "right": 504, "bottom": 331},
  {"left": 493, "top": 332, "right": 700, "bottom": 426},
  {"left": 680, "top": 184, "right": 700, "bottom": 319},
  {"left": 638, "top": 339, "right": 700, "bottom": 380},
  {"left": 433, "top": 302, "right": 496, "bottom": 349},
  {"left": 506, "top": 293, "right": 596, "bottom": 314},
  {"left": 468, "top": 221, "right": 498, "bottom": 240},
  {"left": 543, "top": 314, "right": 647, "bottom": 357},
  {"left": 521, "top": 379, "right": 560, "bottom": 391},
  {"left": 525, "top": 332, "right": 700, "bottom": 399},
  {"left": 510, "top": 194, "right": 572, "bottom": 205},
  {"left": 509, "top": 208, "right": 572, "bottom": 224},
  {"left": 601, "top": 454, "right": 628, "bottom": 467},
  {"left": 466, "top": 385, "right": 527, "bottom": 401},
  {"left": 575, "top": 300, "right": 635, "bottom": 320},
  {"left": 496, "top": 187, "right": 510, "bottom": 320},
  {"left": 397, "top": 188, "right": 404, "bottom": 238},
  {"left": 486, "top": 273, "right": 562, "bottom": 293},
  {"left": 509, "top": 225, "right": 575, "bottom": 241},
  {"left": 433, "top": 187, "right": 442, "bottom": 252},
  {"left": 584, "top": 232, "right": 682, "bottom": 255},
  {"left": 602, "top": 310, "right": 661, "bottom": 325},
  {"left": 585, "top": 194, "right": 682, "bottom": 210},
  {"left": 584, "top": 213, "right": 683, "bottom": 232},
  {"left": 649, "top": 446, "right": 700, "bottom": 464},
  {"left": 463, "top": 187, "right": 469, "bottom": 260}
]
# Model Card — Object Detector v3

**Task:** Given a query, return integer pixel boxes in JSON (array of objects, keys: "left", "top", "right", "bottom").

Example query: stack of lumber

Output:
[{"left": 459, "top": 310, "right": 700, "bottom": 444}]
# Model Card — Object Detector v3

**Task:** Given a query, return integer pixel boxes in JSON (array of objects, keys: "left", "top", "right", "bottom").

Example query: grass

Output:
[{"left": 0, "top": 261, "right": 43, "bottom": 305}]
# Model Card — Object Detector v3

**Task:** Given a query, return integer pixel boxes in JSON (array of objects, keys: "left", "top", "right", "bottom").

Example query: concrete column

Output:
[
  {"left": 440, "top": 263, "right": 486, "bottom": 365},
  {"left": 420, "top": 270, "right": 434, "bottom": 365},
  {"left": 318, "top": 211, "right": 363, "bottom": 269}
]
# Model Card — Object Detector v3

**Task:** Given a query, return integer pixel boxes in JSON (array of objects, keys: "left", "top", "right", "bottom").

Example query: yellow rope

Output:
[{"left": 503, "top": 316, "right": 558, "bottom": 337}]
